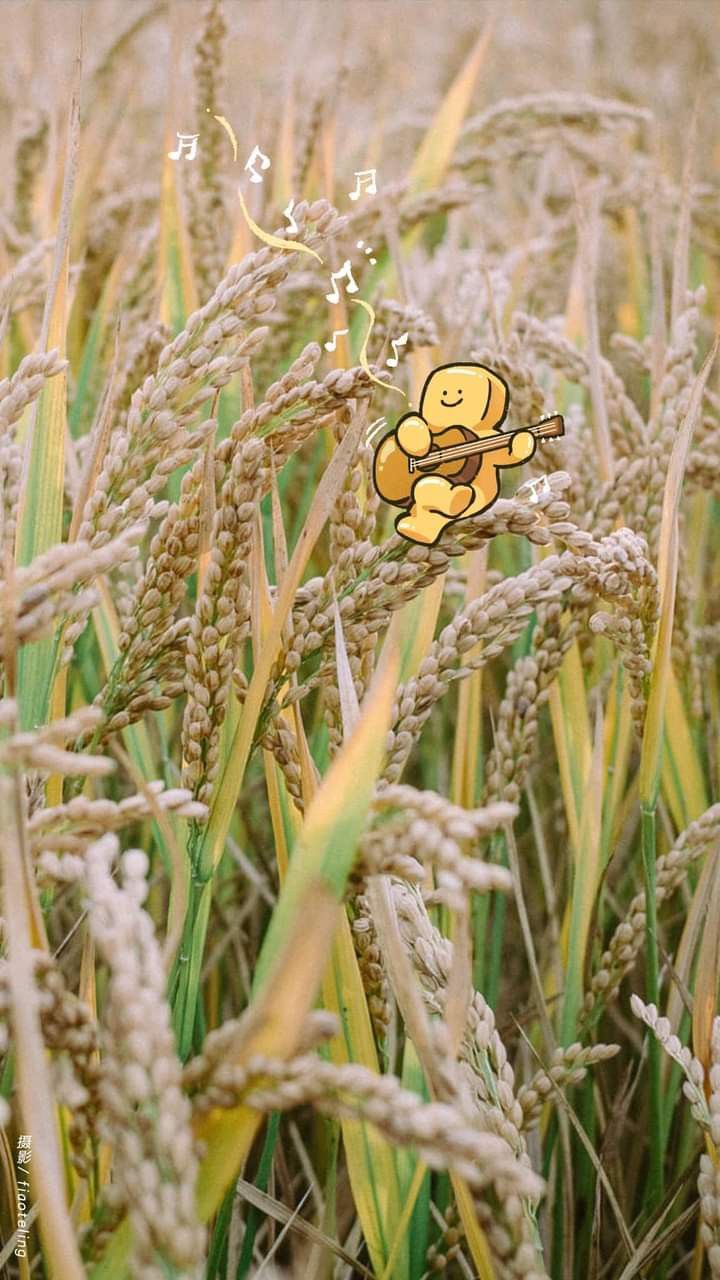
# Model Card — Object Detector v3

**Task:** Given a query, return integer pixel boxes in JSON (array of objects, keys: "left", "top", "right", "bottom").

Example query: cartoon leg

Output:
[
  {"left": 396, "top": 475, "right": 474, "bottom": 545},
  {"left": 455, "top": 472, "right": 501, "bottom": 519}
]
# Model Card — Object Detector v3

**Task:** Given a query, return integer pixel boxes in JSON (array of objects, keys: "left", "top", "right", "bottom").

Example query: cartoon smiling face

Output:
[{"left": 419, "top": 363, "right": 510, "bottom": 435}]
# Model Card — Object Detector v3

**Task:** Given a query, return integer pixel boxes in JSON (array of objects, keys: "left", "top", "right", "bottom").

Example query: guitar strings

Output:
[
  {"left": 428, "top": 417, "right": 560, "bottom": 457},
  {"left": 410, "top": 418, "right": 562, "bottom": 466},
  {"left": 413, "top": 435, "right": 545, "bottom": 464}
]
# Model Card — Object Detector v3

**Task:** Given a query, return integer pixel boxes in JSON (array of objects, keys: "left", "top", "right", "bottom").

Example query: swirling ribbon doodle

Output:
[
  {"left": 207, "top": 109, "right": 238, "bottom": 161},
  {"left": 350, "top": 298, "right": 407, "bottom": 399},
  {"left": 237, "top": 189, "right": 324, "bottom": 264}
]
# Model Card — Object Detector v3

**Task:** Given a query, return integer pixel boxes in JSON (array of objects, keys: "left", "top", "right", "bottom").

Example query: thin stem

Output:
[
  {"left": 169, "top": 822, "right": 214, "bottom": 1061},
  {"left": 641, "top": 802, "right": 665, "bottom": 1214},
  {"left": 486, "top": 831, "right": 508, "bottom": 1009},
  {"left": 236, "top": 1113, "right": 281, "bottom": 1279}
]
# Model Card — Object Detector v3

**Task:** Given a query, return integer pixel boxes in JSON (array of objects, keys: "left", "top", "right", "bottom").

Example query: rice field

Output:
[{"left": 1, "top": 2, "right": 719, "bottom": 1276}]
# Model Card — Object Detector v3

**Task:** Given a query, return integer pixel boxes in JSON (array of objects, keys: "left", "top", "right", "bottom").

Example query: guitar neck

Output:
[{"left": 414, "top": 415, "right": 564, "bottom": 470}]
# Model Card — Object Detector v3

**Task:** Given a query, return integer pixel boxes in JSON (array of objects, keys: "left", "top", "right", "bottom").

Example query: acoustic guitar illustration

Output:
[{"left": 373, "top": 414, "right": 565, "bottom": 507}]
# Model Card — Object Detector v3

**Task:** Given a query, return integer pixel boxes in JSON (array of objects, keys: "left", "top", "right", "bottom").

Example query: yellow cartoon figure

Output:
[{"left": 373, "top": 362, "right": 563, "bottom": 546}]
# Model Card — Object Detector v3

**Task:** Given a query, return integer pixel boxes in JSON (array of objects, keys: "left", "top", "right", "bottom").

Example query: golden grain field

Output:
[{"left": 1, "top": 2, "right": 719, "bottom": 1277}]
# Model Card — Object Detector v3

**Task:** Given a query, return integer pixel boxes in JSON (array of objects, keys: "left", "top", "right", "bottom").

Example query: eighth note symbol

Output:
[
  {"left": 325, "top": 260, "right": 359, "bottom": 303},
  {"left": 283, "top": 197, "right": 298, "bottom": 235},
  {"left": 524, "top": 474, "right": 551, "bottom": 504},
  {"left": 244, "top": 144, "right": 271, "bottom": 183},
  {"left": 168, "top": 132, "right": 199, "bottom": 161},
  {"left": 386, "top": 332, "right": 409, "bottom": 368},
  {"left": 325, "top": 328, "right": 349, "bottom": 352},
  {"left": 349, "top": 169, "right": 377, "bottom": 201}
]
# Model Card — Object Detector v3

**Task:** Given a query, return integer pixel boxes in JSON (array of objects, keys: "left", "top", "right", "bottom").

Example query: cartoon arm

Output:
[
  {"left": 490, "top": 430, "right": 537, "bottom": 468},
  {"left": 396, "top": 412, "right": 432, "bottom": 458}
]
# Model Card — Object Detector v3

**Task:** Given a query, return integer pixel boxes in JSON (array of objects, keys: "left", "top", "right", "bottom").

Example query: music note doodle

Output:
[
  {"left": 356, "top": 239, "right": 377, "bottom": 265},
  {"left": 283, "top": 197, "right": 298, "bottom": 235},
  {"left": 522, "top": 473, "right": 551, "bottom": 504},
  {"left": 168, "top": 132, "right": 199, "bottom": 161},
  {"left": 244, "top": 144, "right": 271, "bottom": 183},
  {"left": 325, "top": 260, "right": 359, "bottom": 303},
  {"left": 325, "top": 328, "right": 349, "bottom": 352},
  {"left": 386, "top": 332, "right": 409, "bottom": 368},
  {"left": 348, "top": 169, "right": 377, "bottom": 201}
]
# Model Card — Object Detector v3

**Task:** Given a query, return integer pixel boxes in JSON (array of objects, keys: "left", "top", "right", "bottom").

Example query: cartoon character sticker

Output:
[{"left": 372, "top": 362, "right": 564, "bottom": 545}]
